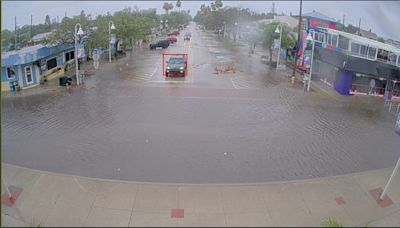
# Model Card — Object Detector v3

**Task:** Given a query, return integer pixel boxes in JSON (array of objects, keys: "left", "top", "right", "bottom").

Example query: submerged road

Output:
[{"left": 2, "top": 22, "right": 399, "bottom": 183}]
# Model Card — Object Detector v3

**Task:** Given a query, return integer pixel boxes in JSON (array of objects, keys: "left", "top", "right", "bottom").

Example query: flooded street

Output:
[{"left": 2, "top": 23, "right": 399, "bottom": 183}]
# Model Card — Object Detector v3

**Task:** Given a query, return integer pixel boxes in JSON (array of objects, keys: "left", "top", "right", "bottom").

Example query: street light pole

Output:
[
  {"left": 292, "top": 0, "right": 303, "bottom": 78},
  {"left": 275, "top": 24, "right": 283, "bottom": 68},
  {"left": 223, "top": 22, "right": 226, "bottom": 38},
  {"left": 380, "top": 156, "right": 400, "bottom": 200},
  {"left": 109, "top": 21, "right": 115, "bottom": 63},
  {"left": 307, "top": 34, "right": 315, "bottom": 92},
  {"left": 74, "top": 23, "right": 84, "bottom": 86},
  {"left": 234, "top": 22, "right": 238, "bottom": 42}
]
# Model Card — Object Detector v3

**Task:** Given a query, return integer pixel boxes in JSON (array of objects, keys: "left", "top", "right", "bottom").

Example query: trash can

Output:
[{"left": 59, "top": 76, "right": 68, "bottom": 86}]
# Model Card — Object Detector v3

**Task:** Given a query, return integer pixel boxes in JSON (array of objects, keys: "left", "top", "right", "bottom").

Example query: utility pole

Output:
[
  {"left": 292, "top": 0, "right": 302, "bottom": 78},
  {"left": 358, "top": 17, "right": 361, "bottom": 36},
  {"left": 30, "top": 15, "right": 33, "bottom": 45},
  {"left": 342, "top": 14, "right": 345, "bottom": 27},
  {"left": 271, "top": 2, "right": 276, "bottom": 15},
  {"left": 14, "top": 16, "right": 17, "bottom": 49}
]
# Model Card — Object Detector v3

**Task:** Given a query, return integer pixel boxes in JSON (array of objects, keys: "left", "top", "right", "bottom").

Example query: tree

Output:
[
  {"left": 45, "top": 15, "right": 51, "bottom": 31},
  {"left": 215, "top": 0, "right": 223, "bottom": 10},
  {"left": 163, "top": 2, "right": 173, "bottom": 15},
  {"left": 176, "top": 0, "right": 181, "bottom": 12},
  {"left": 1, "top": 29, "right": 15, "bottom": 50},
  {"left": 210, "top": 2, "right": 216, "bottom": 11},
  {"left": 260, "top": 22, "right": 294, "bottom": 65}
]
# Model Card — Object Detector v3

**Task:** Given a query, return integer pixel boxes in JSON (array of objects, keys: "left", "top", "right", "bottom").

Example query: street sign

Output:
[{"left": 396, "top": 112, "right": 400, "bottom": 136}]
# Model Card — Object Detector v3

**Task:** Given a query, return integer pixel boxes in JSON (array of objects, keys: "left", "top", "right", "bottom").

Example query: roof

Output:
[
  {"left": 301, "top": 10, "right": 337, "bottom": 23},
  {"left": 1, "top": 44, "right": 45, "bottom": 59},
  {"left": 31, "top": 32, "right": 53, "bottom": 42},
  {"left": 327, "top": 28, "right": 400, "bottom": 54},
  {"left": 250, "top": 19, "right": 273, "bottom": 27},
  {"left": 2, "top": 43, "right": 74, "bottom": 66},
  {"left": 273, "top": 16, "right": 298, "bottom": 28},
  {"left": 358, "top": 29, "right": 378, "bottom": 40}
]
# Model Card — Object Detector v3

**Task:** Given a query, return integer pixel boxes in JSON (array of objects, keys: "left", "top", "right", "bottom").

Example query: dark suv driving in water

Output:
[
  {"left": 150, "top": 39, "right": 170, "bottom": 50},
  {"left": 165, "top": 55, "right": 187, "bottom": 77}
]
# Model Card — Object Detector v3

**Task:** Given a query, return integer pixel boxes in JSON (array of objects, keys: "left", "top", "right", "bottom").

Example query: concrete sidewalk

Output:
[{"left": 1, "top": 163, "right": 399, "bottom": 227}]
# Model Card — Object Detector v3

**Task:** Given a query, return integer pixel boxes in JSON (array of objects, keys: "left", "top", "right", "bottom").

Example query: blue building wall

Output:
[{"left": 1, "top": 43, "right": 74, "bottom": 90}]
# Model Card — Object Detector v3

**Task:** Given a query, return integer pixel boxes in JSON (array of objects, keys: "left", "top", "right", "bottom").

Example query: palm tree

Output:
[
  {"left": 210, "top": 2, "right": 216, "bottom": 11},
  {"left": 163, "top": 2, "right": 173, "bottom": 15},
  {"left": 215, "top": 0, "right": 223, "bottom": 10},
  {"left": 176, "top": 0, "right": 181, "bottom": 12}
]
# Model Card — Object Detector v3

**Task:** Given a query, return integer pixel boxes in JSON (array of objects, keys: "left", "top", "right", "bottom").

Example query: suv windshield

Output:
[{"left": 169, "top": 57, "right": 184, "bottom": 64}]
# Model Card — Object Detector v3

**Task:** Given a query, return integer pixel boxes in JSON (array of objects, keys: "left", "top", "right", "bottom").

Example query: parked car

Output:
[
  {"left": 165, "top": 55, "right": 187, "bottom": 77},
  {"left": 168, "top": 31, "right": 180, "bottom": 36},
  {"left": 184, "top": 32, "right": 191, "bottom": 41},
  {"left": 149, "top": 39, "right": 170, "bottom": 50},
  {"left": 167, "top": 36, "right": 177, "bottom": 44}
]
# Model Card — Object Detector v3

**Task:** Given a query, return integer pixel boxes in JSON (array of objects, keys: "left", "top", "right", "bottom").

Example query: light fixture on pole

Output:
[
  {"left": 109, "top": 21, "right": 115, "bottom": 63},
  {"left": 306, "top": 32, "right": 314, "bottom": 92},
  {"left": 275, "top": 24, "right": 283, "bottom": 69},
  {"left": 74, "top": 23, "right": 84, "bottom": 86}
]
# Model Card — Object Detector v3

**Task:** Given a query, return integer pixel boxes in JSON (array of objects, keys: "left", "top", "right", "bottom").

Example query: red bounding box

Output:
[{"left": 162, "top": 53, "right": 188, "bottom": 77}]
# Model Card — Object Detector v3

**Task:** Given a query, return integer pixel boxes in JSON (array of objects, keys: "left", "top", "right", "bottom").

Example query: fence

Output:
[{"left": 350, "top": 83, "right": 385, "bottom": 96}]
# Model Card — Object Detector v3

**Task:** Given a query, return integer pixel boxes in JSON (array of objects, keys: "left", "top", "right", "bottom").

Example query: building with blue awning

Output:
[{"left": 1, "top": 43, "right": 74, "bottom": 91}]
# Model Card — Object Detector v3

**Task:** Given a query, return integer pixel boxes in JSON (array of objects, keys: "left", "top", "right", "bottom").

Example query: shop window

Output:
[
  {"left": 338, "top": 35, "right": 349, "bottom": 50},
  {"left": 377, "top": 49, "right": 389, "bottom": 62},
  {"left": 367, "top": 47, "right": 376, "bottom": 60},
  {"left": 65, "top": 51, "right": 74, "bottom": 61},
  {"left": 7, "top": 67, "right": 15, "bottom": 79},
  {"left": 47, "top": 58, "right": 57, "bottom": 70},
  {"left": 360, "top": 45, "right": 368, "bottom": 58},
  {"left": 331, "top": 34, "right": 338, "bottom": 47},
  {"left": 351, "top": 42, "right": 360, "bottom": 56},
  {"left": 25, "top": 66, "right": 33, "bottom": 84},
  {"left": 388, "top": 53, "right": 397, "bottom": 65},
  {"left": 313, "top": 32, "right": 325, "bottom": 43}
]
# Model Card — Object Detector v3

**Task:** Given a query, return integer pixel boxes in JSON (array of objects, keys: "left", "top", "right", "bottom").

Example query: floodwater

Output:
[{"left": 2, "top": 23, "right": 399, "bottom": 183}]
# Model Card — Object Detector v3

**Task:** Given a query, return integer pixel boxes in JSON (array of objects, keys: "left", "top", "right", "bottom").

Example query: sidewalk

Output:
[{"left": 2, "top": 163, "right": 399, "bottom": 227}]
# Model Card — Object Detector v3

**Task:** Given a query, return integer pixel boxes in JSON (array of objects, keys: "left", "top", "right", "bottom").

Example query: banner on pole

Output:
[
  {"left": 110, "top": 34, "right": 116, "bottom": 44},
  {"left": 77, "top": 44, "right": 86, "bottom": 59},
  {"left": 304, "top": 49, "right": 312, "bottom": 68},
  {"left": 273, "top": 39, "right": 280, "bottom": 49}
]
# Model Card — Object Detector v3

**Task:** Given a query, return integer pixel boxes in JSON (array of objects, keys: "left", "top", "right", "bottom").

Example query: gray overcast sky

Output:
[{"left": 2, "top": 1, "right": 400, "bottom": 40}]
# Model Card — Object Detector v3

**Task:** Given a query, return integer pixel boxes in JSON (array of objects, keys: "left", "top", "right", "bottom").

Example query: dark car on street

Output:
[
  {"left": 184, "top": 32, "right": 191, "bottom": 41},
  {"left": 165, "top": 55, "right": 187, "bottom": 77},
  {"left": 149, "top": 39, "right": 170, "bottom": 50}
]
